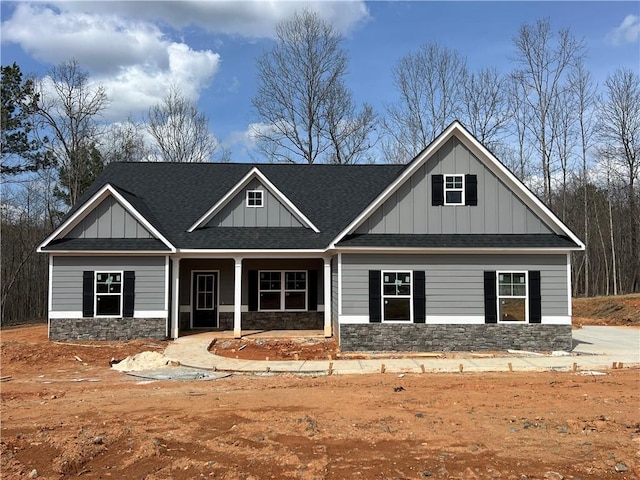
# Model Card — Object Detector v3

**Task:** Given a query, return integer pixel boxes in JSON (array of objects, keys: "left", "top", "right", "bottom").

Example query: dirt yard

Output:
[
  {"left": 573, "top": 293, "right": 640, "bottom": 327},
  {"left": 1, "top": 324, "right": 639, "bottom": 480}
]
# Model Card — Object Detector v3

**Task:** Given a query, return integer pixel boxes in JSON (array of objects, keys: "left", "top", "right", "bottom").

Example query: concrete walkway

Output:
[{"left": 163, "top": 326, "right": 640, "bottom": 375}]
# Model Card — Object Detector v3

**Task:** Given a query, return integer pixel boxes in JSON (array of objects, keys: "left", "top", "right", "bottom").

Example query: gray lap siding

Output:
[
  {"left": 341, "top": 253, "right": 568, "bottom": 318},
  {"left": 51, "top": 256, "right": 166, "bottom": 312}
]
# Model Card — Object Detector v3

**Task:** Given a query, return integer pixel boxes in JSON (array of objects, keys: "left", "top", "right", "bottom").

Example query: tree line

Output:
[{"left": 1, "top": 12, "right": 638, "bottom": 324}]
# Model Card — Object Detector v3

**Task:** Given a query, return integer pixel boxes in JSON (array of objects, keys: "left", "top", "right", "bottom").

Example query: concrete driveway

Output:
[{"left": 572, "top": 326, "right": 640, "bottom": 360}]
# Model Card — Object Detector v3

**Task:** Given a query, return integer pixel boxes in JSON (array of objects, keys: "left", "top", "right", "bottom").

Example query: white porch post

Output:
[
  {"left": 323, "top": 256, "right": 332, "bottom": 338},
  {"left": 234, "top": 257, "right": 242, "bottom": 338},
  {"left": 171, "top": 257, "right": 180, "bottom": 339}
]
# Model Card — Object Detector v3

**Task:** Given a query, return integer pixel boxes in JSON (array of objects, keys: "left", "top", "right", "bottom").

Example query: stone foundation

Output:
[
  {"left": 242, "top": 311, "right": 323, "bottom": 330},
  {"left": 50, "top": 317, "right": 167, "bottom": 341},
  {"left": 339, "top": 324, "right": 572, "bottom": 352}
]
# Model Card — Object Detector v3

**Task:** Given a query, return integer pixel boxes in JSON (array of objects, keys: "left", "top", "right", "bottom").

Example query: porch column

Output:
[
  {"left": 323, "top": 257, "right": 332, "bottom": 337},
  {"left": 233, "top": 257, "right": 242, "bottom": 338},
  {"left": 171, "top": 258, "right": 180, "bottom": 339}
]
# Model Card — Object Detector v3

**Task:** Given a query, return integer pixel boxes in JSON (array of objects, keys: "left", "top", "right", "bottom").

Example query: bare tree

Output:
[
  {"left": 35, "top": 60, "right": 108, "bottom": 206},
  {"left": 252, "top": 10, "right": 375, "bottom": 164},
  {"left": 147, "top": 88, "right": 217, "bottom": 163},
  {"left": 383, "top": 43, "right": 467, "bottom": 163},
  {"left": 101, "top": 120, "right": 149, "bottom": 164},
  {"left": 511, "top": 18, "right": 585, "bottom": 204},
  {"left": 460, "top": 68, "right": 511, "bottom": 150},
  {"left": 550, "top": 86, "right": 578, "bottom": 220},
  {"left": 507, "top": 74, "right": 534, "bottom": 182},
  {"left": 598, "top": 67, "right": 640, "bottom": 292},
  {"left": 569, "top": 61, "right": 597, "bottom": 296}
]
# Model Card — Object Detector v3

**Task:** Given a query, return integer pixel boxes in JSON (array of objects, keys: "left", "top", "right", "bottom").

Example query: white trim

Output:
[
  {"left": 338, "top": 315, "right": 370, "bottom": 324},
  {"left": 188, "top": 167, "right": 320, "bottom": 233},
  {"left": 337, "top": 253, "right": 343, "bottom": 316},
  {"left": 233, "top": 257, "right": 242, "bottom": 338},
  {"left": 381, "top": 270, "right": 413, "bottom": 323},
  {"left": 542, "top": 315, "right": 572, "bottom": 325},
  {"left": 496, "top": 270, "right": 529, "bottom": 323},
  {"left": 37, "top": 183, "right": 176, "bottom": 253},
  {"left": 323, "top": 257, "right": 332, "bottom": 337},
  {"left": 329, "top": 121, "right": 585, "bottom": 250},
  {"left": 190, "top": 270, "right": 220, "bottom": 328},
  {"left": 47, "top": 256, "right": 53, "bottom": 338},
  {"left": 443, "top": 174, "right": 465, "bottom": 206},
  {"left": 164, "top": 256, "right": 170, "bottom": 337},
  {"left": 134, "top": 310, "right": 168, "bottom": 318},
  {"left": 246, "top": 189, "right": 264, "bottom": 208},
  {"left": 179, "top": 305, "right": 191, "bottom": 313},
  {"left": 258, "top": 270, "right": 308, "bottom": 312},
  {"left": 177, "top": 249, "right": 327, "bottom": 256},
  {"left": 49, "top": 311, "right": 83, "bottom": 319},
  {"left": 171, "top": 258, "right": 180, "bottom": 339},
  {"left": 566, "top": 253, "right": 572, "bottom": 317},
  {"left": 94, "top": 270, "right": 124, "bottom": 318},
  {"left": 220, "top": 304, "right": 249, "bottom": 313}
]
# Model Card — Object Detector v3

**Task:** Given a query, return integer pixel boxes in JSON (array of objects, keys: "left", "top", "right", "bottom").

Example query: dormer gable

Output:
[
  {"left": 188, "top": 167, "right": 320, "bottom": 232},
  {"left": 37, "top": 184, "right": 175, "bottom": 252}
]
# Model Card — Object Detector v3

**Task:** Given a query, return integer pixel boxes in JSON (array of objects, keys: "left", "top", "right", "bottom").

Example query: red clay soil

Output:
[
  {"left": 572, "top": 293, "right": 640, "bottom": 327},
  {"left": 1, "top": 324, "right": 639, "bottom": 480}
]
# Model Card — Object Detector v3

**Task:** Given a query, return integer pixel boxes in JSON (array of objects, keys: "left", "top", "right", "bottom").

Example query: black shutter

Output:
[
  {"left": 369, "top": 270, "right": 381, "bottom": 323},
  {"left": 529, "top": 271, "right": 542, "bottom": 323},
  {"left": 123, "top": 271, "right": 135, "bottom": 317},
  {"left": 432, "top": 174, "right": 444, "bottom": 206},
  {"left": 465, "top": 174, "right": 478, "bottom": 206},
  {"left": 82, "top": 271, "right": 94, "bottom": 317},
  {"left": 484, "top": 271, "right": 497, "bottom": 323},
  {"left": 413, "top": 271, "right": 426, "bottom": 323},
  {"left": 248, "top": 270, "right": 258, "bottom": 312},
  {"left": 308, "top": 270, "right": 318, "bottom": 311}
]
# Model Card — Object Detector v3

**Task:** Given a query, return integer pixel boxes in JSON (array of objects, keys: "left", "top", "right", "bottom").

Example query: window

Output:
[
  {"left": 444, "top": 175, "right": 464, "bottom": 205},
  {"left": 95, "top": 272, "right": 122, "bottom": 316},
  {"left": 382, "top": 271, "right": 412, "bottom": 321},
  {"left": 259, "top": 271, "right": 307, "bottom": 311},
  {"left": 246, "top": 190, "right": 264, "bottom": 207},
  {"left": 498, "top": 272, "right": 527, "bottom": 322}
]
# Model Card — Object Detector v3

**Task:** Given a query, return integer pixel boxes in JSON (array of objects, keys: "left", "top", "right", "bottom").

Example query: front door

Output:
[{"left": 192, "top": 272, "right": 218, "bottom": 328}]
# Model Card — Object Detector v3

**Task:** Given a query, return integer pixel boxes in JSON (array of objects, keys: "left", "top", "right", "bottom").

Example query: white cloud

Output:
[
  {"left": 55, "top": 1, "right": 370, "bottom": 38},
  {"left": 606, "top": 14, "right": 640, "bottom": 45},
  {"left": 1, "top": 3, "right": 220, "bottom": 121}
]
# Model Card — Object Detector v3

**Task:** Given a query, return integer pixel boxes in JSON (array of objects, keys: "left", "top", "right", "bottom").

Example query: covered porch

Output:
[{"left": 169, "top": 254, "right": 333, "bottom": 339}]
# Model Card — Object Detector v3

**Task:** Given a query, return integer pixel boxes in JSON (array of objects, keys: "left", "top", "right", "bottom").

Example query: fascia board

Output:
[
  {"left": 42, "top": 250, "right": 172, "bottom": 255},
  {"left": 328, "top": 122, "right": 459, "bottom": 248},
  {"left": 36, "top": 184, "right": 176, "bottom": 253},
  {"left": 188, "top": 167, "right": 320, "bottom": 233}
]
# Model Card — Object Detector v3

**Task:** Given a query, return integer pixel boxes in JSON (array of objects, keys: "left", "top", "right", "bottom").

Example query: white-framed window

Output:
[
  {"left": 95, "top": 271, "right": 123, "bottom": 317},
  {"left": 246, "top": 189, "right": 264, "bottom": 207},
  {"left": 444, "top": 174, "right": 464, "bottom": 205},
  {"left": 382, "top": 271, "right": 412, "bottom": 322},
  {"left": 259, "top": 270, "right": 307, "bottom": 311},
  {"left": 497, "top": 271, "right": 528, "bottom": 322}
]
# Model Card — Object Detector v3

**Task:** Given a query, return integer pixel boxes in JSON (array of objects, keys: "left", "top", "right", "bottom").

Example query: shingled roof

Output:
[{"left": 45, "top": 162, "right": 406, "bottom": 250}]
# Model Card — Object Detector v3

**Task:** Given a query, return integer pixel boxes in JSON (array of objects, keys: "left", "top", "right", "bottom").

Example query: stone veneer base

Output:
[
  {"left": 339, "top": 323, "right": 572, "bottom": 352},
  {"left": 49, "top": 317, "right": 167, "bottom": 341}
]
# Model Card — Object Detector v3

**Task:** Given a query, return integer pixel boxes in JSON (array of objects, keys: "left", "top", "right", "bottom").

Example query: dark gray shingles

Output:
[
  {"left": 337, "top": 234, "right": 580, "bottom": 249},
  {"left": 43, "top": 238, "right": 171, "bottom": 251}
]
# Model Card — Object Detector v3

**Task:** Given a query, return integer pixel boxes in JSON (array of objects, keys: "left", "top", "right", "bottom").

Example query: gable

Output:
[
  {"left": 355, "top": 137, "right": 552, "bottom": 235},
  {"left": 206, "top": 177, "right": 304, "bottom": 228},
  {"left": 65, "top": 195, "right": 154, "bottom": 239}
]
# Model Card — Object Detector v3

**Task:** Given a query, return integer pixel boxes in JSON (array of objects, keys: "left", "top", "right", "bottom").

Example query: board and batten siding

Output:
[
  {"left": 66, "top": 196, "right": 153, "bottom": 239},
  {"left": 207, "top": 178, "right": 303, "bottom": 228},
  {"left": 355, "top": 137, "right": 552, "bottom": 235},
  {"left": 340, "top": 253, "right": 568, "bottom": 320},
  {"left": 51, "top": 256, "right": 166, "bottom": 313}
]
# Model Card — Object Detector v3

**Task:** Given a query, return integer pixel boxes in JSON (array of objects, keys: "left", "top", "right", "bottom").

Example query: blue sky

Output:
[{"left": 1, "top": 1, "right": 638, "bottom": 163}]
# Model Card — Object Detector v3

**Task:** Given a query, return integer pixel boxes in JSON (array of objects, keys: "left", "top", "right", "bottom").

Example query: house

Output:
[{"left": 37, "top": 122, "right": 585, "bottom": 351}]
